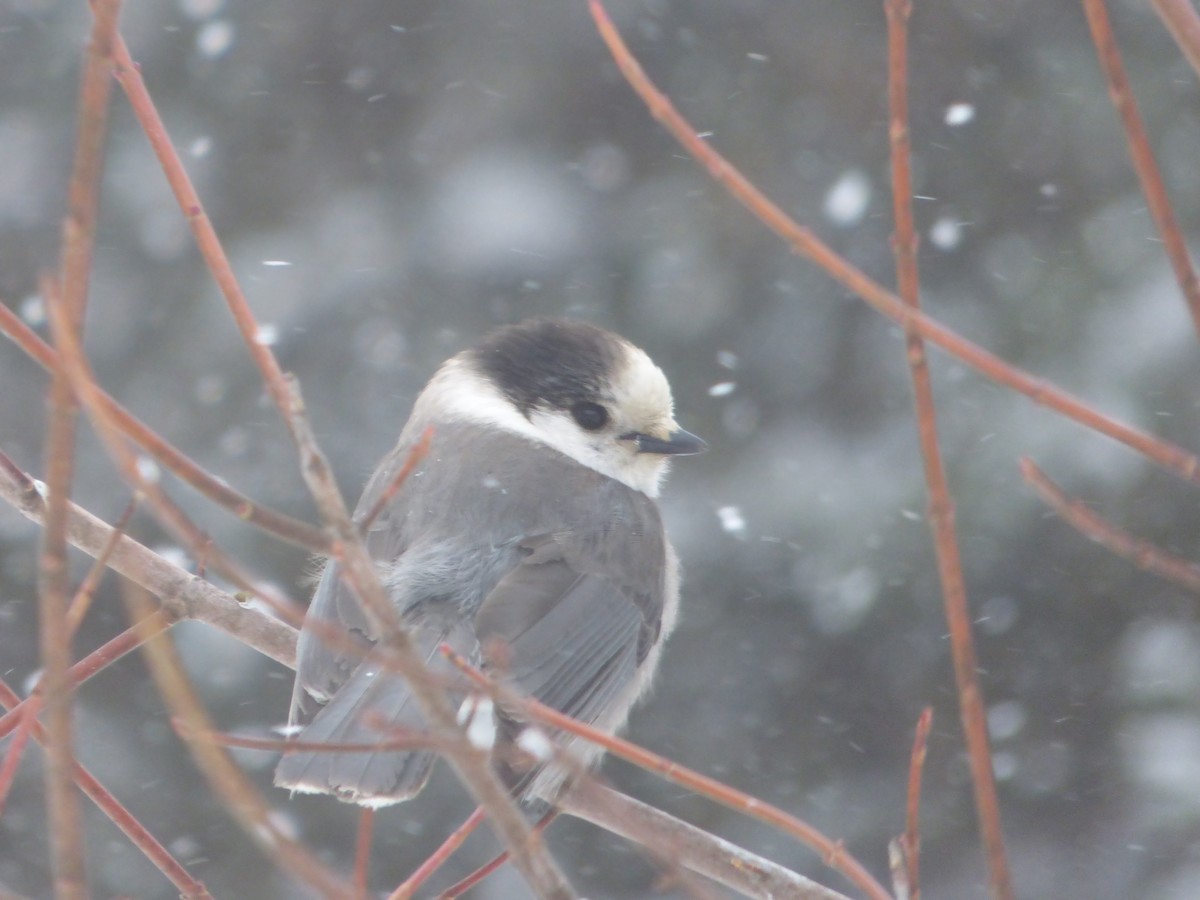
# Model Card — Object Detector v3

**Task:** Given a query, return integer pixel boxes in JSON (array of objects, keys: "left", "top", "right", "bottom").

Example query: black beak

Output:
[{"left": 630, "top": 428, "right": 708, "bottom": 456}]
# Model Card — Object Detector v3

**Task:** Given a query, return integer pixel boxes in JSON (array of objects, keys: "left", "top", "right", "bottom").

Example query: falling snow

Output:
[
  {"left": 944, "top": 102, "right": 975, "bottom": 126},
  {"left": 254, "top": 323, "right": 279, "bottom": 346},
  {"left": 824, "top": 170, "right": 871, "bottom": 227},
  {"left": 717, "top": 505, "right": 747, "bottom": 536},
  {"left": 196, "top": 20, "right": 235, "bottom": 59},
  {"left": 929, "top": 216, "right": 963, "bottom": 251}
]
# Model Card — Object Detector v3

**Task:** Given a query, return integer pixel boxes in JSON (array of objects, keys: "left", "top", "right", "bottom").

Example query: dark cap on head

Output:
[{"left": 470, "top": 318, "right": 625, "bottom": 417}]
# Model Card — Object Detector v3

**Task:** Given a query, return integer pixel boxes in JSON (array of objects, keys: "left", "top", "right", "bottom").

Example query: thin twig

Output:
[
  {"left": 0, "top": 615, "right": 171, "bottom": 742},
  {"left": 354, "top": 808, "right": 375, "bottom": 900},
  {"left": 389, "top": 806, "right": 487, "bottom": 900},
  {"left": 1020, "top": 458, "right": 1200, "bottom": 594},
  {"left": 560, "top": 781, "right": 855, "bottom": 900},
  {"left": 0, "top": 450, "right": 298, "bottom": 674},
  {"left": 0, "top": 301, "right": 329, "bottom": 554},
  {"left": 884, "top": 3, "right": 1011, "bottom": 897},
  {"left": 1081, "top": 0, "right": 1200, "bottom": 339},
  {"left": 118, "top": 581, "right": 353, "bottom": 897},
  {"left": 41, "top": 282, "right": 305, "bottom": 627},
  {"left": 901, "top": 707, "right": 932, "bottom": 900},
  {"left": 587, "top": 0, "right": 1200, "bottom": 489},
  {"left": 65, "top": 495, "right": 137, "bottom": 637},
  {"left": 0, "top": 679, "right": 213, "bottom": 899},
  {"left": 282, "top": 377, "right": 577, "bottom": 900},
  {"left": 1151, "top": 0, "right": 1200, "bottom": 80},
  {"left": 360, "top": 426, "right": 434, "bottom": 533},
  {"left": 40, "top": 3, "right": 123, "bottom": 894},
  {"left": 444, "top": 648, "right": 891, "bottom": 900}
]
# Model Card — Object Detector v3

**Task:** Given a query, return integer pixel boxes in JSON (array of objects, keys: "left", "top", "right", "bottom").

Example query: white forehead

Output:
[
  {"left": 407, "top": 339, "right": 678, "bottom": 497},
  {"left": 609, "top": 344, "right": 675, "bottom": 421}
]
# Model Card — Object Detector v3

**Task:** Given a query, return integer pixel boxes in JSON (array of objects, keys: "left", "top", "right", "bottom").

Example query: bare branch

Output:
[
  {"left": 0, "top": 302, "right": 329, "bottom": 554},
  {"left": 884, "top": 3, "right": 1011, "bottom": 896},
  {"left": 1082, "top": 0, "right": 1200, "bottom": 339},
  {"left": 560, "top": 781, "right": 855, "bottom": 900},
  {"left": 0, "top": 450, "right": 298, "bottom": 669},
  {"left": 1020, "top": 457, "right": 1200, "bottom": 595},
  {"left": 586, "top": 0, "right": 1200, "bottom": 489}
]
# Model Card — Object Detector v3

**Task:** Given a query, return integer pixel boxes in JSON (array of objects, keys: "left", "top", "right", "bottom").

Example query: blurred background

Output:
[{"left": 3, "top": 0, "right": 1200, "bottom": 896}]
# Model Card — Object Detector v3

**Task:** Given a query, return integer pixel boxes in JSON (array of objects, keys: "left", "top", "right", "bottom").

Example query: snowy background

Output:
[{"left": 4, "top": 0, "right": 1200, "bottom": 897}]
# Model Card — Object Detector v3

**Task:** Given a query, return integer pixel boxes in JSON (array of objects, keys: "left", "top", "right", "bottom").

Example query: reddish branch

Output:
[
  {"left": 446, "top": 647, "right": 890, "bottom": 900},
  {"left": 1081, "top": 0, "right": 1200, "bottom": 340},
  {"left": 1020, "top": 458, "right": 1200, "bottom": 595},
  {"left": 587, "top": 0, "right": 1200, "bottom": 490},
  {"left": 1152, "top": 0, "right": 1200, "bottom": 79},
  {"left": 884, "top": 2, "right": 1011, "bottom": 897},
  {"left": 0, "top": 303, "right": 329, "bottom": 554},
  {"left": 902, "top": 707, "right": 933, "bottom": 900},
  {"left": 119, "top": 582, "right": 354, "bottom": 897},
  {"left": 0, "top": 679, "right": 213, "bottom": 899},
  {"left": 39, "top": 3, "right": 123, "bottom": 895}
]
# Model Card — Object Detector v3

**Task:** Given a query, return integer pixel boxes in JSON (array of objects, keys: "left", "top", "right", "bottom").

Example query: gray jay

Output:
[{"left": 274, "top": 318, "right": 705, "bottom": 807}]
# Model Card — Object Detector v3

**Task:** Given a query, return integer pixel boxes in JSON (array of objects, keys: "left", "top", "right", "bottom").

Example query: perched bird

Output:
[{"left": 275, "top": 318, "right": 705, "bottom": 807}]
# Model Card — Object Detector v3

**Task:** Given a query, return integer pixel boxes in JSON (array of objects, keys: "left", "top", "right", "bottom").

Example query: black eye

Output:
[{"left": 571, "top": 401, "right": 609, "bottom": 431}]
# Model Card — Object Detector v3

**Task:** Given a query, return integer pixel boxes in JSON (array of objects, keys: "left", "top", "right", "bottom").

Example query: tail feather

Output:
[{"left": 275, "top": 611, "right": 476, "bottom": 806}]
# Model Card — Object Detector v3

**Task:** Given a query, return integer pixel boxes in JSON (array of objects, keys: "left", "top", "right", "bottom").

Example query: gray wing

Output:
[
  {"left": 287, "top": 439, "right": 418, "bottom": 723},
  {"left": 473, "top": 531, "right": 663, "bottom": 778},
  {"left": 278, "top": 437, "right": 464, "bottom": 803}
]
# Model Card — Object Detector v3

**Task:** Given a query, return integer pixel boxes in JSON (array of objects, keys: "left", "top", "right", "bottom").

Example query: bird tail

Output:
[{"left": 274, "top": 614, "right": 476, "bottom": 807}]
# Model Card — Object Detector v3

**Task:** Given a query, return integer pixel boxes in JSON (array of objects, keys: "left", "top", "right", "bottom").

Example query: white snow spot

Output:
[
  {"left": 717, "top": 505, "right": 747, "bottom": 536},
  {"left": 189, "top": 136, "right": 212, "bottom": 159},
  {"left": 193, "top": 373, "right": 226, "bottom": 406},
  {"left": 253, "top": 323, "right": 279, "bottom": 346},
  {"left": 23, "top": 667, "right": 42, "bottom": 696},
  {"left": 977, "top": 595, "right": 1019, "bottom": 636},
  {"left": 19, "top": 294, "right": 44, "bottom": 326},
  {"left": 708, "top": 381, "right": 737, "bottom": 398},
  {"left": 944, "top": 102, "right": 975, "bottom": 127},
  {"left": 824, "top": 170, "right": 871, "bottom": 227},
  {"left": 517, "top": 727, "right": 554, "bottom": 762},
  {"left": 459, "top": 697, "right": 496, "bottom": 751},
  {"left": 151, "top": 544, "right": 190, "bottom": 570},
  {"left": 195, "top": 19, "right": 235, "bottom": 59},
  {"left": 1039, "top": 183, "right": 1059, "bottom": 198},
  {"left": 272, "top": 723, "right": 303, "bottom": 737},
  {"left": 810, "top": 566, "right": 880, "bottom": 635},
  {"left": 987, "top": 700, "right": 1027, "bottom": 741},
  {"left": 716, "top": 350, "right": 739, "bottom": 370},
  {"left": 261, "top": 260, "right": 292, "bottom": 267},
  {"left": 929, "top": 216, "right": 962, "bottom": 251},
  {"left": 135, "top": 456, "right": 161, "bottom": 485}
]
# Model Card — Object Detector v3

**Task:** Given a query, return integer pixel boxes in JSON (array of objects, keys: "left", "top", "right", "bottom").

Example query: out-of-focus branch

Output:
[
  {"left": 1152, "top": 0, "right": 1200, "bottom": 79},
  {"left": 445, "top": 648, "right": 891, "bottom": 900},
  {"left": 1081, "top": 0, "right": 1200, "bottom": 339},
  {"left": 0, "top": 680, "right": 213, "bottom": 900},
  {"left": 119, "top": 583, "right": 353, "bottom": 897},
  {"left": 900, "top": 707, "right": 933, "bottom": 900},
  {"left": 587, "top": 0, "right": 1200, "bottom": 490},
  {"left": 560, "top": 781, "right": 854, "bottom": 900},
  {"left": 0, "top": 450, "right": 298, "bottom": 669},
  {"left": 40, "top": 3, "right": 123, "bottom": 894},
  {"left": 1020, "top": 458, "right": 1200, "bottom": 595},
  {"left": 883, "top": 3, "right": 1011, "bottom": 897},
  {"left": 0, "top": 302, "right": 329, "bottom": 555}
]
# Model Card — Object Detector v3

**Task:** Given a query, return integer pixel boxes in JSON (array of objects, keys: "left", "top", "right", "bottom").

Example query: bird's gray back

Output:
[{"left": 291, "top": 421, "right": 668, "bottom": 719}]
